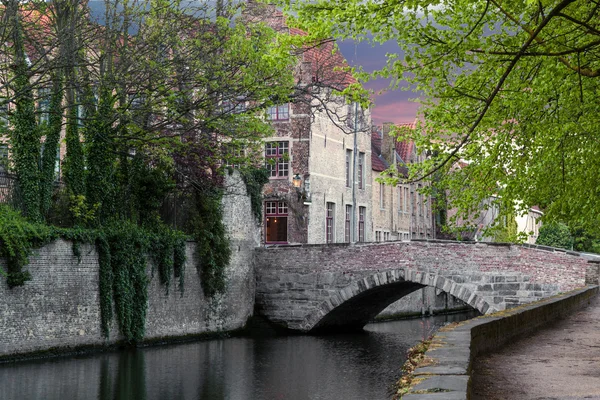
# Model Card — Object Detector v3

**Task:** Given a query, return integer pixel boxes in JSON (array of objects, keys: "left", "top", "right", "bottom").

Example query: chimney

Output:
[{"left": 381, "top": 122, "right": 395, "bottom": 166}]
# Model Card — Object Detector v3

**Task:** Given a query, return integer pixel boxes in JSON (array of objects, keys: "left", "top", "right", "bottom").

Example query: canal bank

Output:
[
  {"left": 398, "top": 285, "right": 599, "bottom": 400},
  {"left": 471, "top": 290, "right": 600, "bottom": 400}
]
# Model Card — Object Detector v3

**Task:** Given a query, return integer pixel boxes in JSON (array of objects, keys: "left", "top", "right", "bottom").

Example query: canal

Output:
[{"left": 0, "top": 312, "right": 476, "bottom": 400}]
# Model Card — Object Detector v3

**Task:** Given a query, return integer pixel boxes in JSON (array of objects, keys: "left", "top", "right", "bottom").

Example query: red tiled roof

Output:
[
  {"left": 371, "top": 128, "right": 388, "bottom": 172},
  {"left": 249, "top": 4, "right": 356, "bottom": 89},
  {"left": 301, "top": 39, "right": 356, "bottom": 89}
]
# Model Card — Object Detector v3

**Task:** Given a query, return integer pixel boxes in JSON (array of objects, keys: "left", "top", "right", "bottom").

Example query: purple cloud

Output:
[{"left": 337, "top": 39, "right": 420, "bottom": 125}]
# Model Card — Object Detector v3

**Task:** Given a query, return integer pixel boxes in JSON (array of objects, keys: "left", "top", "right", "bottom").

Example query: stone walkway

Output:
[{"left": 471, "top": 295, "right": 600, "bottom": 400}]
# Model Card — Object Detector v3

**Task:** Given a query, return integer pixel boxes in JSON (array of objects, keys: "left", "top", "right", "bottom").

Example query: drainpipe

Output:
[{"left": 352, "top": 101, "right": 358, "bottom": 243}]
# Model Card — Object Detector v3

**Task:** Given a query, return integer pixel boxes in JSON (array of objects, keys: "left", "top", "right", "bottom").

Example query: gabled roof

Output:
[
  {"left": 394, "top": 122, "right": 416, "bottom": 164},
  {"left": 371, "top": 127, "right": 388, "bottom": 172},
  {"left": 301, "top": 39, "right": 356, "bottom": 89},
  {"left": 246, "top": 3, "right": 356, "bottom": 89}
]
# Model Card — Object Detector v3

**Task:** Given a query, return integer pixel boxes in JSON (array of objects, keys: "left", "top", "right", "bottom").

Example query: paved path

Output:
[{"left": 471, "top": 296, "right": 600, "bottom": 400}]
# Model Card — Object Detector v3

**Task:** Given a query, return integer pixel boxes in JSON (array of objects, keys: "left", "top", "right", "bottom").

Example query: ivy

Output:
[
  {"left": 150, "top": 225, "right": 187, "bottom": 295},
  {"left": 39, "top": 73, "right": 63, "bottom": 218},
  {"left": 0, "top": 205, "right": 55, "bottom": 287},
  {"left": 190, "top": 188, "right": 231, "bottom": 298},
  {"left": 240, "top": 166, "right": 269, "bottom": 221},
  {"left": 10, "top": 34, "right": 42, "bottom": 222},
  {"left": 106, "top": 223, "right": 149, "bottom": 344},
  {"left": 96, "top": 235, "right": 113, "bottom": 339},
  {"left": 63, "top": 105, "right": 85, "bottom": 197},
  {"left": 0, "top": 204, "right": 187, "bottom": 342}
]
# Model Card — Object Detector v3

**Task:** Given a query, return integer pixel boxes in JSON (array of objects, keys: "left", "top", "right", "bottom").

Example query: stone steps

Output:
[{"left": 447, "top": 273, "right": 561, "bottom": 312}]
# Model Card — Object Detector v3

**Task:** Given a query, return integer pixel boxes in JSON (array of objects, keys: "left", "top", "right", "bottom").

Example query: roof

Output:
[
  {"left": 393, "top": 122, "right": 416, "bottom": 163},
  {"left": 301, "top": 39, "right": 356, "bottom": 89},
  {"left": 371, "top": 128, "right": 388, "bottom": 172},
  {"left": 371, "top": 123, "right": 418, "bottom": 177},
  {"left": 246, "top": 3, "right": 356, "bottom": 89}
]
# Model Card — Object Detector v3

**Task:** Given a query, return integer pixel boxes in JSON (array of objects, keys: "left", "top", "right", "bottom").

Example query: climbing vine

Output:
[
  {"left": 105, "top": 223, "right": 149, "bottom": 343},
  {"left": 240, "top": 166, "right": 269, "bottom": 221},
  {"left": 0, "top": 205, "right": 55, "bottom": 287},
  {"left": 190, "top": 188, "right": 231, "bottom": 298},
  {"left": 150, "top": 225, "right": 187, "bottom": 295}
]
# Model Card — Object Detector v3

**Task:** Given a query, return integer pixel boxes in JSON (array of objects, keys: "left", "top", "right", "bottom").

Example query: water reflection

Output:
[{"left": 0, "top": 312, "right": 477, "bottom": 400}]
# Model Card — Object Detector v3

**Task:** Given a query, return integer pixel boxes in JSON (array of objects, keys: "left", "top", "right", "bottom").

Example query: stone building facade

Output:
[
  {"left": 371, "top": 123, "right": 434, "bottom": 242},
  {"left": 247, "top": 3, "right": 373, "bottom": 245}
]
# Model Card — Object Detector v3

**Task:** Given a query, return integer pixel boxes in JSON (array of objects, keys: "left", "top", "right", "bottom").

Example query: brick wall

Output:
[{"left": 0, "top": 172, "right": 258, "bottom": 359}]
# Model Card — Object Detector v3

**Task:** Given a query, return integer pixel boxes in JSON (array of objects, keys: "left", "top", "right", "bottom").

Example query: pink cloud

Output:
[
  {"left": 370, "top": 100, "right": 420, "bottom": 125},
  {"left": 337, "top": 40, "right": 421, "bottom": 126}
]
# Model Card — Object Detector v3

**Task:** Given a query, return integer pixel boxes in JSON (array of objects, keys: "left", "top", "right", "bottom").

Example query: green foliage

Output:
[
  {"left": 84, "top": 87, "right": 118, "bottom": 224},
  {"left": 0, "top": 205, "right": 55, "bottom": 287},
  {"left": 39, "top": 74, "right": 63, "bottom": 217},
  {"left": 69, "top": 194, "right": 99, "bottom": 227},
  {"left": 149, "top": 225, "right": 187, "bottom": 295},
  {"left": 570, "top": 225, "right": 600, "bottom": 254},
  {"left": 189, "top": 189, "right": 231, "bottom": 298},
  {"left": 104, "top": 223, "right": 149, "bottom": 343},
  {"left": 536, "top": 222, "right": 573, "bottom": 250},
  {"left": 10, "top": 47, "right": 42, "bottom": 222},
  {"left": 287, "top": 0, "right": 600, "bottom": 234},
  {"left": 96, "top": 235, "right": 113, "bottom": 339},
  {"left": 240, "top": 166, "right": 269, "bottom": 221},
  {"left": 490, "top": 212, "right": 520, "bottom": 243}
]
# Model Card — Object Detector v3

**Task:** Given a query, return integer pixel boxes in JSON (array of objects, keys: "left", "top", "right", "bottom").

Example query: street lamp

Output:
[{"left": 292, "top": 173, "right": 302, "bottom": 188}]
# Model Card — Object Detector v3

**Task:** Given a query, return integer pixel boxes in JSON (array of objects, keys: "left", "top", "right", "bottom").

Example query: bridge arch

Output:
[{"left": 298, "top": 268, "right": 491, "bottom": 333}]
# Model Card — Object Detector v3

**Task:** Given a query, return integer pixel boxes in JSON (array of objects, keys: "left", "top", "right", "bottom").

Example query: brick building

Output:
[{"left": 245, "top": 3, "right": 373, "bottom": 245}]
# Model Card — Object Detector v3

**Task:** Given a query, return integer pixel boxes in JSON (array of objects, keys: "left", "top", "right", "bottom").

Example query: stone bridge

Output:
[{"left": 254, "top": 240, "right": 600, "bottom": 333}]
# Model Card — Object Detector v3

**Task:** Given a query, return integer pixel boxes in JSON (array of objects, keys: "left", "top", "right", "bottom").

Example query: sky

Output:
[
  {"left": 86, "top": 1, "right": 418, "bottom": 126},
  {"left": 337, "top": 39, "right": 420, "bottom": 126}
]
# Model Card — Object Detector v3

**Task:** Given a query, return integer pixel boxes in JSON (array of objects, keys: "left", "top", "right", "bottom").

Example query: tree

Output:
[
  {"left": 283, "top": 0, "right": 600, "bottom": 233},
  {"left": 537, "top": 221, "right": 573, "bottom": 250}
]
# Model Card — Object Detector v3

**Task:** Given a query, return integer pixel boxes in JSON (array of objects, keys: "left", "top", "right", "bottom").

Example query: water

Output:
[{"left": 0, "top": 312, "right": 476, "bottom": 400}]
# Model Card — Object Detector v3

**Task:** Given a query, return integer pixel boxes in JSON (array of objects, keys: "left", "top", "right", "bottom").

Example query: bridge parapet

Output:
[{"left": 255, "top": 240, "right": 599, "bottom": 332}]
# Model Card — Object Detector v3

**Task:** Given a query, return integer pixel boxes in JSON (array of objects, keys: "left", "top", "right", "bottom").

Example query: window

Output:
[
  {"left": 418, "top": 185, "right": 423, "bottom": 216},
  {"left": 345, "top": 149, "right": 352, "bottom": 187},
  {"left": 224, "top": 143, "right": 245, "bottom": 169},
  {"left": 0, "top": 99, "right": 8, "bottom": 128},
  {"left": 404, "top": 187, "right": 409, "bottom": 212},
  {"left": 265, "top": 201, "right": 288, "bottom": 243},
  {"left": 40, "top": 142, "right": 60, "bottom": 178},
  {"left": 358, "top": 206, "right": 366, "bottom": 242},
  {"left": 326, "top": 202, "right": 335, "bottom": 243},
  {"left": 379, "top": 183, "right": 385, "bottom": 209},
  {"left": 38, "top": 87, "right": 51, "bottom": 124},
  {"left": 345, "top": 205, "right": 352, "bottom": 243},
  {"left": 358, "top": 152, "right": 365, "bottom": 189},
  {"left": 375, "top": 231, "right": 381, "bottom": 242},
  {"left": 265, "top": 141, "right": 289, "bottom": 178},
  {"left": 222, "top": 99, "right": 246, "bottom": 114},
  {"left": 384, "top": 232, "right": 390, "bottom": 241},
  {"left": 267, "top": 103, "right": 289, "bottom": 121}
]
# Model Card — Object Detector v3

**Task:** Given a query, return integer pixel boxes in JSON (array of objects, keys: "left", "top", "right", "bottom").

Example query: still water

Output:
[{"left": 0, "top": 312, "right": 476, "bottom": 400}]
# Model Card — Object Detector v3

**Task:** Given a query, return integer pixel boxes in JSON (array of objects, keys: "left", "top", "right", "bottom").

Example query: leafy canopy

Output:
[{"left": 283, "top": 0, "right": 600, "bottom": 233}]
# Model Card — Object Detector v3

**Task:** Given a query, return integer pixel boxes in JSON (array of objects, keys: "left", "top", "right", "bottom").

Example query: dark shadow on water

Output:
[{"left": 0, "top": 311, "right": 479, "bottom": 400}]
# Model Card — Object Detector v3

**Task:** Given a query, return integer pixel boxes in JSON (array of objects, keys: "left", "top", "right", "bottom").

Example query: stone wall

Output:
[
  {"left": 0, "top": 172, "right": 258, "bottom": 359},
  {"left": 255, "top": 240, "right": 599, "bottom": 331},
  {"left": 401, "top": 286, "right": 599, "bottom": 399},
  {"left": 377, "top": 287, "right": 469, "bottom": 319},
  {"left": 256, "top": 240, "right": 596, "bottom": 290}
]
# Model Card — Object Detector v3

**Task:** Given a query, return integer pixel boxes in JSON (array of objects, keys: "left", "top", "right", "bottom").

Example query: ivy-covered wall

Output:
[{"left": 0, "top": 173, "right": 259, "bottom": 359}]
